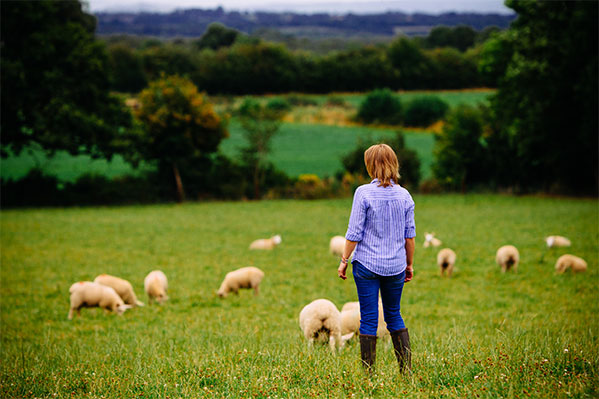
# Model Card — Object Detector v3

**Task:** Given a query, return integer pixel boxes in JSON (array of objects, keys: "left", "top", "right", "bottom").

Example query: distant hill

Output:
[{"left": 95, "top": 7, "right": 515, "bottom": 38}]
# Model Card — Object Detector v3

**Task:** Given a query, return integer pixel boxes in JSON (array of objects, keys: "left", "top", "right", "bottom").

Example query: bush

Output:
[
  {"left": 285, "top": 95, "right": 318, "bottom": 106},
  {"left": 356, "top": 89, "right": 402, "bottom": 125},
  {"left": 265, "top": 98, "right": 292, "bottom": 113},
  {"left": 404, "top": 96, "right": 449, "bottom": 127},
  {"left": 325, "top": 95, "right": 349, "bottom": 107}
]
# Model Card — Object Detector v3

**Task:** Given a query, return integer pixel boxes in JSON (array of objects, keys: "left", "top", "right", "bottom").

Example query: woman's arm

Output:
[
  {"left": 337, "top": 240, "right": 357, "bottom": 280},
  {"left": 404, "top": 237, "right": 415, "bottom": 282}
]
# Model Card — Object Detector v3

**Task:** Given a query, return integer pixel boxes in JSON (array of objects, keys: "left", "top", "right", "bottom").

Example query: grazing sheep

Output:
[
  {"left": 299, "top": 299, "right": 352, "bottom": 352},
  {"left": 545, "top": 235, "right": 571, "bottom": 248},
  {"left": 437, "top": 248, "right": 457, "bottom": 277},
  {"left": 555, "top": 254, "right": 587, "bottom": 273},
  {"left": 217, "top": 267, "right": 264, "bottom": 298},
  {"left": 144, "top": 270, "right": 169, "bottom": 304},
  {"left": 94, "top": 274, "right": 144, "bottom": 307},
  {"left": 340, "top": 300, "right": 389, "bottom": 338},
  {"left": 249, "top": 235, "right": 282, "bottom": 250},
  {"left": 496, "top": 245, "right": 520, "bottom": 273},
  {"left": 330, "top": 235, "right": 345, "bottom": 257},
  {"left": 423, "top": 232, "right": 442, "bottom": 248},
  {"left": 68, "top": 281, "right": 132, "bottom": 319}
]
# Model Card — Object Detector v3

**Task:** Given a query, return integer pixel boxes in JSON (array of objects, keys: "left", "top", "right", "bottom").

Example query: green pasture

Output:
[
  {"left": 2, "top": 123, "right": 434, "bottom": 183},
  {"left": 1, "top": 195, "right": 597, "bottom": 398},
  {"left": 1, "top": 89, "right": 491, "bottom": 184}
]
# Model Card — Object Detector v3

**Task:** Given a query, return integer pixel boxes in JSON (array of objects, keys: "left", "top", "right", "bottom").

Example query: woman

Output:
[{"left": 337, "top": 143, "right": 415, "bottom": 373}]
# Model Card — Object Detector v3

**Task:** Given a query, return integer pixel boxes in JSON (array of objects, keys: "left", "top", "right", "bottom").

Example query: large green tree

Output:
[
  {"left": 133, "top": 76, "right": 228, "bottom": 202},
  {"left": 491, "top": 0, "right": 598, "bottom": 193},
  {"left": 1, "top": 0, "right": 132, "bottom": 159}
]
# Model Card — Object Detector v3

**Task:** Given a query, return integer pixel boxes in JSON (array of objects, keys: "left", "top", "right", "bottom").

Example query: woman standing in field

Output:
[{"left": 337, "top": 143, "right": 415, "bottom": 374}]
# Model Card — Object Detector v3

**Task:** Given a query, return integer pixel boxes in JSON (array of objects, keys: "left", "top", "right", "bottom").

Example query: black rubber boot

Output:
[
  {"left": 391, "top": 328, "right": 411, "bottom": 373},
  {"left": 359, "top": 334, "right": 377, "bottom": 373}
]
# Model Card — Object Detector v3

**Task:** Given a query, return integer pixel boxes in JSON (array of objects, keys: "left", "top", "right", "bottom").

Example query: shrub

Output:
[
  {"left": 265, "top": 98, "right": 292, "bottom": 114},
  {"left": 356, "top": 89, "right": 402, "bottom": 125},
  {"left": 404, "top": 96, "right": 449, "bottom": 127},
  {"left": 285, "top": 95, "right": 318, "bottom": 106},
  {"left": 325, "top": 96, "right": 349, "bottom": 107}
]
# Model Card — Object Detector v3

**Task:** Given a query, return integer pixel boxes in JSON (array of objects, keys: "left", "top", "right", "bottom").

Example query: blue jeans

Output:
[{"left": 352, "top": 260, "right": 406, "bottom": 336}]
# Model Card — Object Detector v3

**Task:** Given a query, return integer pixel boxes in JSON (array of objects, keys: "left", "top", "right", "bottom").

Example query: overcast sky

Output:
[{"left": 86, "top": 0, "right": 513, "bottom": 15}]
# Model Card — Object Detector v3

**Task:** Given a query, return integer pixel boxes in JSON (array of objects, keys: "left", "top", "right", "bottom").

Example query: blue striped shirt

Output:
[{"left": 345, "top": 179, "right": 416, "bottom": 276}]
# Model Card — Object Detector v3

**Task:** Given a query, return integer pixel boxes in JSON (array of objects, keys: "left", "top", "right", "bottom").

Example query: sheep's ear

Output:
[{"left": 136, "top": 300, "right": 145, "bottom": 307}]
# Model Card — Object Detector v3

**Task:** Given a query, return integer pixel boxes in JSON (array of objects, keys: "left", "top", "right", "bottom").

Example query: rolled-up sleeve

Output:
[
  {"left": 345, "top": 187, "right": 367, "bottom": 242},
  {"left": 404, "top": 201, "right": 416, "bottom": 238}
]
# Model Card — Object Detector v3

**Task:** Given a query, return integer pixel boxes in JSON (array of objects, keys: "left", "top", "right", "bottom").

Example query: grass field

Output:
[
  {"left": 1, "top": 194, "right": 597, "bottom": 398},
  {"left": 1, "top": 89, "right": 491, "bottom": 183}
]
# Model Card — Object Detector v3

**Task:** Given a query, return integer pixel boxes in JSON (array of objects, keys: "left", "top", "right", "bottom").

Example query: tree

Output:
[
  {"left": 491, "top": 0, "right": 598, "bottom": 193},
  {"left": 194, "top": 23, "right": 240, "bottom": 50},
  {"left": 133, "top": 76, "right": 228, "bottom": 202},
  {"left": 1, "top": 0, "right": 132, "bottom": 159},
  {"left": 237, "top": 98, "right": 287, "bottom": 199},
  {"left": 388, "top": 38, "right": 436, "bottom": 89},
  {"left": 107, "top": 44, "right": 148, "bottom": 92},
  {"left": 432, "top": 105, "right": 489, "bottom": 192}
]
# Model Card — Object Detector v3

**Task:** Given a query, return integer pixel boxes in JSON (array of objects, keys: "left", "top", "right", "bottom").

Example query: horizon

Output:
[{"left": 86, "top": 0, "right": 514, "bottom": 15}]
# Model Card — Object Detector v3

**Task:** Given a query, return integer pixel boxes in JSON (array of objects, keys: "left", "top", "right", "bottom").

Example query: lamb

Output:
[
  {"left": 555, "top": 254, "right": 587, "bottom": 273},
  {"left": 68, "top": 281, "right": 132, "bottom": 319},
  {"left": 496, "top": 245, "right": 520, "bottom": 273},
  {"left": 217, "top": 266, "right": 264, "bottom": 298},
  {"left": 545, "top": 235, "right": 571, "bottom": 248},
  {"left": 144, "top": 270, "right": 169, "bottom": 304},
  {"left": 437, "top": 248, "right": 457, "bottom": 277},
  {"left": 249, "top": 235, "right": 282, "bottom": 250},
  {"left": 340, "top": 300, "right": 388, "bottom": 337},
  {"left": 330, "top": 235, "right": 345, "bottom": 257},
  {"left": 299, "top": 299, "right": 353, "bottom": 352},
  {"left": 93, "top": 274, "right": 144, "bottom": 307},
  {"left": 423, "top": 232, "right": 442, "bottom": 248}
]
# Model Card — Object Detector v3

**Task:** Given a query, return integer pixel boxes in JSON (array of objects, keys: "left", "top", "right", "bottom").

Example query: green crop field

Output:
[
  {"left": 1, "top": 89, "right": 491, "bottom": 184},
  {"left": 1, "top": 195, "right": 597, "bottom": 398},
  {"left": 221, "top": 121, "right": 435, "bottom": 179}
]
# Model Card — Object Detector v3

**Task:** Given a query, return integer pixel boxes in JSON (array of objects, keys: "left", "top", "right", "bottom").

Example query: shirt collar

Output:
[{"left": 370, "top": 178, "right": 396, "bottom": 186}]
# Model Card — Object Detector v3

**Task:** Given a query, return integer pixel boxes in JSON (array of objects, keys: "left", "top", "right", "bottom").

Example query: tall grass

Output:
[{"left": 1, "top": 194, "right": 597, "bottom": 397}]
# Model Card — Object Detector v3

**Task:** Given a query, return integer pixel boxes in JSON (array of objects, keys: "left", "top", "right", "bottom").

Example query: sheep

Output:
[
  {"left": 249, "top": 235, "right": 282, "bottom": 250},
  {"left": 423, "top": 232, "right": 442, "bottom": 248},
  {"left": 496, "top": 245, "right": 520, "bottom": 273},
  {"left": 330, "top": 235, "right": 345, "bottom": 257},
  {"left": 68, "top": 281, "right": 132, "bottom": 319},
  {"left": 545, "top": 235, "right": 571, "bottom": 248},
  {"left": 555, "top": 254, "right": 587, "bottom": 273},
  {"left": 340, "top": 300, "right": 389, "bottom": 338},
  {"left": 144, "top": 270, "right": 169, "bottom": 304},
  {"left": 217, "top": 266, "right": 264, "bottom": 298},
  {"left": 299, "top": 299, "right": 353, "bottom": 352},
  {"left": 94, "top": 274, "right": 144, "bottom": 307},
  {"left": 437, "top": 248, "right": 457, "bottom": 277}
]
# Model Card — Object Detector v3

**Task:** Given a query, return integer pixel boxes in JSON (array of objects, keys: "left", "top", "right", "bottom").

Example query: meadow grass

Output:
[{"left": 1, "top": 194, "right": 597, "bottom": 398}]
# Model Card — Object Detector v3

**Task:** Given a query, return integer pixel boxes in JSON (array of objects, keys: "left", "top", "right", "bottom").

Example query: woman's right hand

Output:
[{"left": 404, "top": 265, "right": 414, "bottom": 282}]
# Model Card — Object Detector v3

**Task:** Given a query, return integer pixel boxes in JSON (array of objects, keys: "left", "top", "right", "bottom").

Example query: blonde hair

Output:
[{"left": 364, "top": 144, "right": 400, "bottom": 187}]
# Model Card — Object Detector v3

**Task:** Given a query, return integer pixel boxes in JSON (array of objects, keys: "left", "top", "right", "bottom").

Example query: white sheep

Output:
[
  {"left": 144, "top": 270, "right": 169, "bottom": 304},
  {"left": 329, "top": 235, "right": 345, "bottom": 257},
  {"left": 339, "top": 300, "right": 389, "bottom": 337},
  {"left": 437, "top": 248, "right": 457, "bottom": 277},
  {"left": 496, "top": 245, "right": 520, "bottom": 273},
  {"left": 68, "top": 281, "right": 132, "bottom": 319},
  {"left": 217, "top": 266, "right": 264, "bottom": 298},
  {"left": 555, "top": 254, "right": 587, "bottom": 273},
  {"left": 249, "top": 235, "right": 282, "bottom": 250},
  {"left": 545, "top": 235, "right": 571, "bottom": 248},
  {"left": 94, "top": 274, "right": 144, "bottom": 307},
  {"left": 299, "top": 299, "right": 353, "bottom": 352},
  {"left": 423, "top": 232, "right": 442, "bottom": 248}
]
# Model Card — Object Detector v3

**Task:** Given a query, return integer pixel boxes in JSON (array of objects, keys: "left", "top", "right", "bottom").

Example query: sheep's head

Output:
[
  {"left": 272, "top": 235, "right": 282, "bottom": 245},
  {"left": 116, "top": 303, "right": 133, "bottom": 315},
  {"left": 424, "top": 232, "right": 435, "bottom": 243},
  {"left": 217, "top": 289, "right": 227, "bottom": 298},
  {"left": 156, "top": 293, "right": 169, "bottom": 303},
  {"left": 545, "top": 236, "right": 555, "bottom": 248}
]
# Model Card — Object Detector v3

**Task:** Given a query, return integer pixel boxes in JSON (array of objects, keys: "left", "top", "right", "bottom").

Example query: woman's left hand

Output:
[{"left": 338, "top": 261, "right": 348, "bottom": 280}]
